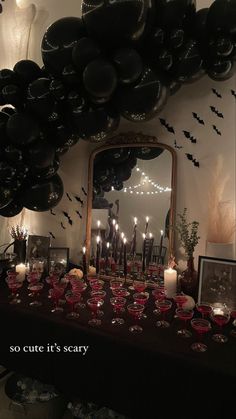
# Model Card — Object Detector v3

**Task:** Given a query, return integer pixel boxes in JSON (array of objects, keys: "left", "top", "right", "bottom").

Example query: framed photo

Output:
[
  {"left": 198, "top": 256, "right": 236, "bottom": 309},
  {"left": 27, "top": 235, "right": 50, "bottom": 261},
  {"left": 48, "top": 247, "right": 69, "bottom": 276}
]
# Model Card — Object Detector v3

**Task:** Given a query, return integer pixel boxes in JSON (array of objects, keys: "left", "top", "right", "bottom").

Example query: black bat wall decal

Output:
[
  {"left": 174, "top": 140, "right": 183, "bottom": 149},
  {"left": 75, "top": 196, "right": 84, "bottom": 206},
  {"left": 66, "top": 193, "right": 72, "bottom": 202},
  {"left": 192, "top": 112, "right": 205, "bottom": 125},
  {"left": 231, "top": 89, "right": 236, "bottom": 98},
  {"left": 193, "top": 159, "right": 200, "bottom": 167},
  {"left": 185, "top": 154, "right": 200, "bottom": 167},
  {"left": 210, "top": 106, "right": 224, "bottom": 118},
  {"left": 212, "top": 88, "right": 222, "bottom": 98},
  {"left": 49, "top": 232, "right": 56, "bottom": 239},
  {"left": 61, "top": 222, "right": 66, "bottom": 230},
  {"left": 213, "top": 125, "right": 221, "bottom": 136},
  {"left": 159, "top": 118, "right": 175, "bottom": 134},
  {"left": 76, "top": 210, "right": 82, "bottom": 219},
  {"left": 63, "top": 211, "right": 73, "bottom": 226},
  {"left": 183, "top": 130, "right": 197, "bottom": 143},
  {"left": 82, "top": 187, "right": 87, "bottom": 196}
]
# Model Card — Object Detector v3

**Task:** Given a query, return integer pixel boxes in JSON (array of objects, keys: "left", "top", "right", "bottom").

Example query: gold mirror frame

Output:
[{"left": 86, "top": 132, "right": 177, "bottom": 262}]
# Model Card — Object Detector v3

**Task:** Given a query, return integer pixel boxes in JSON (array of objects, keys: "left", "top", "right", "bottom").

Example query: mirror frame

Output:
[{"left": 86, "top": 132, "right": 177, "bottom": 262}]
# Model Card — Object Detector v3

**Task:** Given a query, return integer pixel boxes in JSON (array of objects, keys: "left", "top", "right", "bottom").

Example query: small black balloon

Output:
[
  {"left": 41, "top": 17, "right": 86, "bottom": 76},
  {"left": 99, "top": 147, "right": 133, "bottom": 165},
  {"left": 62, "top": 64, "right": 79, "bottom": 85},
  {"left": 168, "top": 29, "right": 185, "bottom": 49},
  {"left": 33, "top": 158, "right": 60, "bottom": 180},
  {"left": 0, "top": 161, "right": 16, "bottom": 181},
  {"left": 0, "top": 199, "right": 23, "bottom": 218},
  {"left": 1, "top": 84, "right": 22, "bottom": 107},
  {"left": 27, "top": 78, "right": 55, "bottom": 119},
  {"left": 175, "top": 40, "right": 203, "bottom": 82},
  {"left": 135, "top": 147, "right": 164, "bottom": 160},
  {"left": 13, "top": 60, "right": 42, "bottom": 85},
  {"left": 207, "top": 59, "right": 234, "bottom": 81},
  {"left": 21, "top": 174, "right": 64, "bottom": 212},
  {"left": 112, "top": 48, "right": 143, "bottom": 85},
  {"left": 83, "top": 59, "right": 117, "bottom": 98},
  {"left": 0, "top": 69, "right": 18, "bottom": 90},
  {"left": 27, "top": 140, "right": 55, "bottom": 170},
  {"left": 72, "top": 37, "right": 101, "bottom": 73},
  {"left": 0, "top": 185, "right": 14, "bottom": 209},
  {"left": 157, "top": 49, "right": 173, "bottom": 71},
  {"left": 113, "top": 181, "right": 123, "bottom": 191},
  {"left": 4, "top": 145, "right": 23, "bottom": 166},
  {"left": 7, "top": 113, "right": 40, "bottom": 146},
  {"left": 49, "top": 79, "right": 66, "bottom": 101}
]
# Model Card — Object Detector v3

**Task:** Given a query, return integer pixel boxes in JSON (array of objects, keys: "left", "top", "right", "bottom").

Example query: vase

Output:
[
  {"left": 13, "top": 240, "right": 26, "bottom": 264},
  {"left": 206, "top": 241, "right": 235, "bottom": 260},
  {"left": 179, "top": 256, "right": 198, "bottom": 300}
]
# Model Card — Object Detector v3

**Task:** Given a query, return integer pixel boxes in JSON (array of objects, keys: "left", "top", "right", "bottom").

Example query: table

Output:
[{"left": 0, "top": 278, "right": 236, "bottom": 419}]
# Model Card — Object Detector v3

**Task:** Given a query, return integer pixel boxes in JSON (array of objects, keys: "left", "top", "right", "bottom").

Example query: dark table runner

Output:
[{"left": 0, "top": 278, "right": 236, "bottom": 419}]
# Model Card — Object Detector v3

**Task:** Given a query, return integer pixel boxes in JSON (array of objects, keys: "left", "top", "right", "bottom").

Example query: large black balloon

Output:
[
  {"left": 112, "top": 48, "right": 143, "bottom": 85},
  {"left": 72, "top": 37, "right": 101, "bottom": 73},
  {"left": 27, "top": 140, "right": 55, "bottom": 170},
  {"left": 0, "top": 162, "right": 16, "bottom": 182},
  {"left": 13, "top": 60, "right": 42, "bottom": 85},
  {"left": 1, "top": 84, "right": 22, "bottom": 107},
  {"left": 207, "top": 59, "right": 234, "bottom": 81},
  {"left": 115, "top": 164, "right": 132, "bottom": 182},
  {"left": 0, "top": 69, "right": 18, "bottom": 90},
  {"left": 82, "top": 0, "right": 149, "bottom": 44},
  {"left": 27, "top": 78, "right": 55, "bottom": 119},
  {"left": 157, "top": 0, "right": 196, "bottom": 32},
  {"left": 7, "top": 113, "right": 40, "bottom": 146},
  {"left": 98, "top": 148, "right": 134, "bottom": 165},
  {"left": 21, "top": 174, "right": 63, "bottom": 212},
  {"left": 0, "top": 199, "right": 23, "bottom": 217},
  {"left": 207, "top": 0, "right": 236, "bottom": 35},
  {"left": 4, "top": 145, "right": 23, "bottom": 166},
  {"left": 83, "top": 59, "right": 117, "bottom": 99},
  {"left": 175, "top": 40, "right": 203, "bottom": 82},
  {"left": 115, "top": 67, "right": 168, "bottom": 121},
  {"left": 0, "top": 111, "right": 9, "bottom": 144},
  {"left": 135, "top": 147, "right": 164, "bottom": 160},
  {"left": 0, "top": 185, "right": 14, "bottom": 209},
  {"left": 41, "top": 17, "right": 86, "bottom": 76},
  {"left": 49, "top": 79, "right": 66, "bottom": 101},
  {"left": 32, "top": 158, "right": 60, "bottom": 180}
]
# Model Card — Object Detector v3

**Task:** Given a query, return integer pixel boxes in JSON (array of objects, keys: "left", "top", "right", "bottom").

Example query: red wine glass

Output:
[
  {"left": 127, "top": 303, "right": 144, "bottom": 333},
  {"left": 112, "top": 287, "right": 130, "bottom": 298},
  {"left": 71, "top": 280, "right": 87, "bottom": 308},
  {"left": 196, "top": 303, "right": 212, "bottom": 319},
  {"left": 110, "top": 279, "right": 124, "bottom": 290},
  {"left": 28, "top": 283, "right": 44, "bottom": 307},
  {"left": 5, "top": 278, "right": 22, "bottom": 304},
  {"left": 176, "top": 308, "right": 194, "bottom": 338},
  {"left": 191, "top": 318, "right": 211, "bottom": 352},
  {"left": 155, "top": 299, "right": 172, "bottom": 328},
  {"left": 90, "top": 280, "right": 104, "bottom": 291},
  {"left": 49, "top": 287, "right": 64, "bottom": 313},
  {"left": 152, "top": 288, "right": 166, "bottom": 316},
  {"left": 133, "top": 280, "right": 147, "bottom": 293},
  {"left": 87, "top": 297, "right": 104, "bottom": 326},
  {"left": 230, "top": 310, "right": 236, "bottom": 338},
  {"left": 90, "top": 290, "right": 106, "bottom": 300},
  {"left": 110, "top": 297, "right": 126, "bottom": 325},
  {"left": 173, "top": 293, "right": 188, "bottom": 309},
  {"left": 211, "top": 307, "right": 230, "bottom": 343},
  {"left": 65, "top": 290, "right": 81, "bottom": 319}
]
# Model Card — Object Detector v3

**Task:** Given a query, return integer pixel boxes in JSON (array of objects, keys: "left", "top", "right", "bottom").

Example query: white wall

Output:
[{"left": 0, "top": 0, "right": 235, "bottom": 268}]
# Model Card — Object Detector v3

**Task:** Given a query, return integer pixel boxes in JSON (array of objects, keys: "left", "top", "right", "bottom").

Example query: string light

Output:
[{"left": 122, "top": 166, "right": 171, "bottom": 196}]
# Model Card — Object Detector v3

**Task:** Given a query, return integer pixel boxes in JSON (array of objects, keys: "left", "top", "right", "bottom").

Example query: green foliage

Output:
[{"left": 175, "top": 208, "right": 200, "bottom": 258}]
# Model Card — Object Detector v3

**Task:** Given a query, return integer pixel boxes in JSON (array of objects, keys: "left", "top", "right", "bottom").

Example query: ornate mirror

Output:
[{"left": 86, "top": 132, "right": 176, "bottom": 267}]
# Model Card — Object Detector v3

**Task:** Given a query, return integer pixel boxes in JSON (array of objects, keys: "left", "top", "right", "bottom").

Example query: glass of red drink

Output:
[
  {"left": 196, "top": 303, "right": 212, "bottom": 319},
  {"left": 127, "top": 303, "right": 144, "bottom": 333},
  {"left": 5, "top": 278, "right": 22, "bottom": 304},
  {"left": 110, "top": 279, "right": 124, "bottom": 290},
  {"left": 65, "top": 290, "right": 81, "bottom": 319},
  {"left": 173, "top": 293, "right": 188, "bottom": 309},
  {"left": 49, "top": 287, "right": 64, "bottom": 313},
  {"left": 211, "top": 307, "right": 230, "bottom": 343},
  {"left": 230, "top": 309, "right": 236, "bottom": 337},
  {"left": 152, "top": 288, "right": 166, "bottom": 316},
  {"left": 90, "top": 280, "right": 104, "bottom": 291},
  {"left": 110, "top": 297, "right": 126, "bottom": 325},
  {"left": 112, "top": 287, "right": 130, "bottom": 297},
  {"left": 155, "top": 299, "right": 172, "bottom": 328},
  {"left": 87, "top": 297, "right": 104, "bottom": 326},
  {"left": 191, "top": 318, "right": 211, "bottom": 352},
  {"left": 176, "top": 308, "right": 194, "bottom": 338},
  {"left": 133, "top": 280, "right": 147, "bottom": 293},
  {"left": 28, "top": 283, "right": 44, "bottom": 307}
]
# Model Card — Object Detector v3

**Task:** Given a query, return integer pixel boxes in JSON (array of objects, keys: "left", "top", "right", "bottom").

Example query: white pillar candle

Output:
[
  {"left": 164, "top": 267, "right": 177, "bottom": 298},
  {"left": 16, "top": 263, "right": 26, "bottom": 282}
]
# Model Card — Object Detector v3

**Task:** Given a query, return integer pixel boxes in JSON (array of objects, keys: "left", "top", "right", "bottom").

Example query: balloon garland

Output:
[{"left": 0, "top": 0, "right": 236, "bottom": 216}]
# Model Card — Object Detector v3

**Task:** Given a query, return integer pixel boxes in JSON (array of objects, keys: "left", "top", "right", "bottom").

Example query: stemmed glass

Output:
[
  {"left": 175, "top": 309, "right": 194, "bottom": 338},
  {"left": 112, "top": 287, "right": 130, "bottom": 298},
  {"left": 27, "top": 272, "right": 41, "bottom": 297},
  {"left": 71, "top": 279, "right": 87, "bottom": 308},
  {"left": 230, "top": 309, "right": 236, "bottom": 338},
  {"left": 110, "top": 279, "right": 124, "bottom": 291},
  {"left": 211, "top": 307, "right": 230, "bottom": 343},
  {"left": 5, "top": 278, "right": 22, "bottom": 304},
  {"left": 196, "top": 303, "right": 212, "bottom": 319},
  {"left": 152, "top": 287, "right": 166, "bottom": 316},
  {"left": 173, "top": 292, "right": 188, "bottom": 309},
  {"left": 90, "top": 280, "right": 104, "bottom": 291},
  {"left": 133, "top": 292, "right": 149, "bottom": 319},
  {"left": 87, "top": 297, "right": 104, "bottom": 326},
  {"left": 155, "top": 299, "right": 172, "bottom": 328},
  {"left": 65, "top": 290, "right": 81, "bottom": 319},
  {"left": 133, "top": 280, "right": 147, "bottom": 293},
  {"left": 90, "top": 290, "right": 106, "bottom": 300},
  {"left": 191, "top": 318, "right": 211, "bottom": 352},
  {"left": 127, "top": 303, "right": 144, "bottom": 333},
  {"left": 28, "top": 283, "right": 44, "bottom": 307},
  {"left": 110, "top": 297, "right": 126, "bottom": 325},
  {"left": 49, "top": 286, "right": 64, "bottom": 313}
]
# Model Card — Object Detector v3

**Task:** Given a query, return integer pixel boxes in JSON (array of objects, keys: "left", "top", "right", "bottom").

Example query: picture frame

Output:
[
  {"left": 198, "top": 256, "right": 236, "bottom": 309},
  {"left": 27, "top": 235, "right": 50, "bottom": 260},
  {"left": 48, "top": 247, "right": 69, "bottom": 276}
]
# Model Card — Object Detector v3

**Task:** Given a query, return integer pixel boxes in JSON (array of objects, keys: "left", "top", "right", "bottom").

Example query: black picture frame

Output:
[
  {"left": 198, "top": 255, "right": 236, "bottom": 309},
  {"left": 48, "top": 247, "right": 69, "bottom": 276}
]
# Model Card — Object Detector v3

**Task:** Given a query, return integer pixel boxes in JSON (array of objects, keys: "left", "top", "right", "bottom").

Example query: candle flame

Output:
[
  {"left": 96, "top": 236, "right": 100, "bottom": 244},
  {"left": 82, "top": 246, "right": 86, "bottom": 254},
  {"left": 112, "top": 219, "right": 116, "bottom": 225},
  {"left": 97, "top": 220, "right": 101, "bottom": 228},
  {"left": 121, "top": 232, "right": 125, "bottom": 239},
  {"left": 134, "top": 217, "right": 137, "bottom": 225},
  {"left": 160, "top": 229, "right": 164, "bottom": 236},
  {"left": 142, "top": 233, "right": 146, "bottom": 239},
  {"left": 149, "top": 233, "right": 152, "bottom": 238},
  {"left": 107, "top": 242, "right": 110, "bottom": 248},
  {"left": 146, "top": 216, "right": 149, "bottom": 223},
  {"left": 123, "top": 238, "right": 127, "bottom": 244},
  {"left": 115, "top": 224, "right": 119, "bottom": 231}
]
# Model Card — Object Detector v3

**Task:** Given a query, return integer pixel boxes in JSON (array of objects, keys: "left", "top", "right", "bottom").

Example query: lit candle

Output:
[
  {"left": 131, "top": 217, "right": 137, "bottom": 256},
  {"left": 97, "top": 220, "right": 101, "bottom": 238},
  {"left": 164, "top": 267, "right": 177, "bottom": 298},
  {"left": 119, "top": 234, "right": 124, "bottom": 266},
  {"left": 96, "top": 236, "right": 100, "bottom": 274},
  {"left": 16, "top": 263, "right": 26, "bottom": 282},
  {"left": 114, "top": 224, "right": 119, "bottom": 263},
  {"left": 123, "top": 238, "right": 127, "bottom": 278},
  {"left": 158, "top": 229, "right": 164, "bottom": 264},
  {"left": 106, "top": 242, "right": 110, "bottom": 272},
  {"left": 142, "top": 233, "right": 146, "bottom": 273},
  {"left": 82, "top": 246, "right": 87, "bottom": 276},
  {"left": 145, "top": 216, "right": 149, "bottom": 235}
]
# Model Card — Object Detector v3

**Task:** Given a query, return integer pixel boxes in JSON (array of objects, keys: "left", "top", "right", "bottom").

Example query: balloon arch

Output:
[{"left": 0, "top": 0, "right": 235, "bottom": 216}]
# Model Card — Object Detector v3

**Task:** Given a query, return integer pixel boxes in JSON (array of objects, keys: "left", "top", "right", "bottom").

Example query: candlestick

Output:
[
  {"left": 82, "top": 246, "right": 87, "bottom": 276},
  {"left": 158, "top": 229, "right": 164, "bottom": 264},
  {"left": 145, "top": 216, "right": 149, "bottom": 235},
  {"left": 123, "top": 238, "right": 127, "bottom": 278},
  {"left": 114, "top": 224, "right": 119, "bottom": 263},
  {"left": 142, "top": 233, "right": 146, "bottom": 273},
  {"left": 105, "top": 242, "right": 110, "bottom": 273},
  {"left": 16, "top": 263, "right": 26, "bottom": 282},
  {"left": 96, "top": 236, "right": 100, "bottom": 274},
  {"left": 97, "top": 220, "right": 101, "bottom": 238},
  {"left": 164, "top": 267, "right": 177, "bottom": 298},
  {"left": 131, "top": 217, "right": 137, "bottom": 256}
]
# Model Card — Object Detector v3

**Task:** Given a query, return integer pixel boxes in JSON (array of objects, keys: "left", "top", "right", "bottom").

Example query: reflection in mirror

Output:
[{"left": 86, "top": 136, "right": 176, "bottom": 279}]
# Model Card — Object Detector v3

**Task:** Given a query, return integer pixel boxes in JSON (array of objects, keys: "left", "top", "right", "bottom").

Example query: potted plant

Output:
[{"left": 175, "top": 208, "right": 200, "bottom": 299}]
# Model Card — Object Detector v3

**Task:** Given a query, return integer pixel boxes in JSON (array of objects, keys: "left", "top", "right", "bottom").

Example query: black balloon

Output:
[
  {"left": 194, "top": 8, "right": 209, "bottom": 43},
  {"left": 115, "top": 67, "right": 168, "bottom": 121},
  {"left": 112, "top": 48, "right": 143, "bottom": 85},
  {"left": 115, "top": 164, "right": 132, "bottom": 182},
  {"left": 49, "top": 79, "right": 66, "bottom": 101},
  {"left": 27, "top": 140, "right": 55, "bottom": 170},
  {"left": 0, "top": 69, "right": 18, "bottom": 90},
  {"left": 157, "top": 49, "right": 173, "bottom": 71},
  {"left": 207, "top": 59, "right": 234, "bottom": 81},
  {"left": 0, "top": 185, "right": 14, "bottom": 209},
  {"left": 1, "top": 106, "right": 17, "bottom": 116},
  {"left": 27, "top": 78, "right": 55, "bottom": 119},
  {"left": 157, "top": 0, "right": 196, "bottom": 32},
  {"left": 168, "top": 29, "right": 185, "bottom": 49},
  {"left": 99, "top": 148, "right": 134, "bottom": 165},
  {"left": 21, "top": 174, "right": 63, "bottom": 212},
  {"left": 62, "top": 64, "right": 79, "bottom": 85},
  {"left": 175, "top": 40, "right": 203, "bottom": 82},
  {"left": 82, "top": 0, "right": 149, "bottom": 44},
  {"left": 72, "top": 37, "right": 101, "bottom": 73},
  {"left": 83, "top": 59, "right": 117, "bottom": 98},
  {"left": 135, "top": 147, "right": 164, "bottom": 160},
  {"left": 1, "top": 84, "right": 22, "bottom": 107},
  {"left": 0, "top": 161, "right": 16, "bottom": 181},
  {"left": 210, "top": 37, "right": 234, "bottom": 57},
  {"left": 113, "top": 181, "right": 123, "bottom": 191},
  {"left": 4, "top": 145, "right": 23, "bottom": 166},
  {"left": 7, "top": 113, "right": 40, "bottom": 146},
  {"left": 56, "top": 145, "right": 69, "bottom": 156},
  {"left": 13, "top": 60, "right": 42, "bottom": 85},
  {"left": 41, "top": 17, "right": 86, "bottom": 76},
  {"left": 207, "top": 0, "right": 236, "bottom": 35},
  {"left": 33, "top": 158, "right": 60, "bottom": 180},
  {"left": 0, "top": 199, "right": 23, "bottom": 217}
]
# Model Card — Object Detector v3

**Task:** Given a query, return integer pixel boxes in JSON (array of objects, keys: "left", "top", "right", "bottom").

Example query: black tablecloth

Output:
[{"left": 0, "top": 278, "right": 236, "bottom": 419}]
